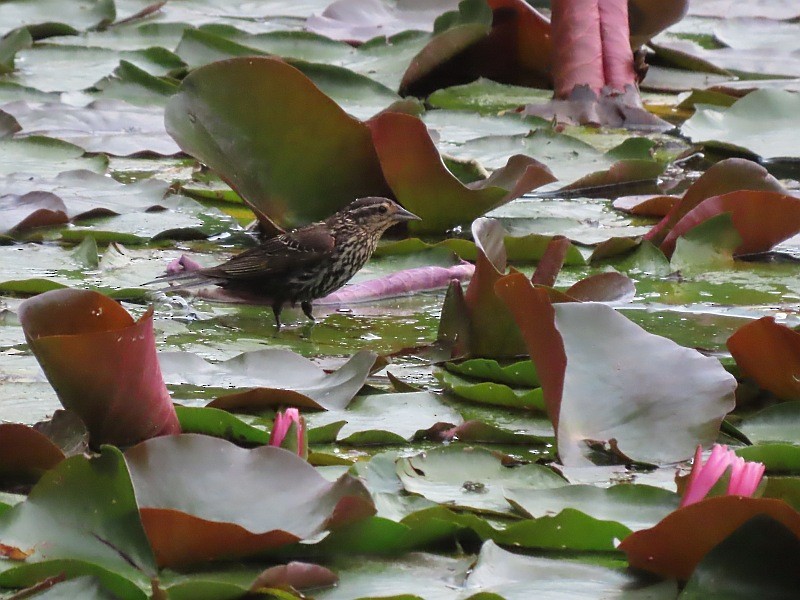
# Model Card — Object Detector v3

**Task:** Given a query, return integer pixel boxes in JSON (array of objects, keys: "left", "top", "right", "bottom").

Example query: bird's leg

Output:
[
  {"left": 301, "top": 301, "right": 315, "bottom": 322},
  {"left": 272, "top": 304, "right": 283, "bottom": 329}
]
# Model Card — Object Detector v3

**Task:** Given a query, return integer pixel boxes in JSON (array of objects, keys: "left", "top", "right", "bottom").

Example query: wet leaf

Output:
[
  {"left": 125, "top": 434, "right": 375, "bottom": 566},
  {"left": 464, "top": 540, "right": 677, "bottom": 599},
  {"left": 0, "top": 192, "right": 67, "bottom": 234},
  {"left": 368, "top": 111, "right": 556, "bottom": 233},
  {"left": 0, "top": 447, "right": 156, "bottom": 598},
  {"left": 727, "top": 317, "right": 800, "bottom": 402},
  {"left": 0, "top": 423, "right": 64, "bottom": 483},
  {"left": 160, "top": 349, "right": 377, "bottom": 411},
  {"left": 307, "top": 391, "right": 463, "bottom": 444},
  {"left": 506, "top": 483, "right": 679, "bottom": 532},
  {"left": 396, "top": 446, "right": 565, "bottom": 515},
  {"left": 165, "top": 56, "right": 391, "bottom": 228},
  {"left": 0, "top": 0, "right": 115, "bottom": 38},
  {"left": 18, "top": 288, "right": 181, "bottom": 446},
  {"left": 620, "top": 496, "right": 800, "bottom": 580},
  {"left": 4, "top": 99, "right": 180, "bottom": 156},
  {"left": 680, "top": 514, "right": 800, "bottom": 600},
  {"left": 738, "top": 402, "right": 800, "bottom": 445},
  {"left": 495, "top": 273, "right": 737, "bottom": 466},
  {"left": 0, "top": 136, "right": 107, "bottom": 177},
  {"left": 435, "top": 369, "right": 545, "bottom": 412}
]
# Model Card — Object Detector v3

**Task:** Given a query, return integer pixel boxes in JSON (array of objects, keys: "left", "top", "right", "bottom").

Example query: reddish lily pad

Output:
[
  {"left": 495, "top": 273, "right": 737, "bottom": 466},
  {"left": 620, "top": 496, "right": 800, "bottom": 580},
  {"left": 368, "top": 111, "right": 555, "bottom": 233},
  {"left": 727, "top": 317, "right": 800, "bottom": 402},
  {"left": 0, "top": 192, "right": 67, "bottom": 234},
  {"left": 165, "top": 56, "right": 391, "bottom": 229},
  {"left": 0, "top": 424, "right": 65, "bottom": 483},
  {"left": 645, "top": 158, "right": 786, "bottom": 248},
  {"left": 125, "top": 434, "right": 375, "bottom": 567},
  {"left": 18, "top": 288, "right": 180, "bottom": 447},
  {"left": 612, "top": 194, "right": 679, "bottom": 217},
  {"left": 659, "top": 190, "right": 800, "bottom": 258}
]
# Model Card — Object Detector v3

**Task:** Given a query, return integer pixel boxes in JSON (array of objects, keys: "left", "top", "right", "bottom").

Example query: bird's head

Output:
[{"left": 339, "top": 197, "right": 421, "bottom": 232}]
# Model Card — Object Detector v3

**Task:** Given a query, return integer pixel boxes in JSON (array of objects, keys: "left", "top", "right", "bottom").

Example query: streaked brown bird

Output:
[{"left": 157, "top": 197, "right": 420, "bottom": 327}]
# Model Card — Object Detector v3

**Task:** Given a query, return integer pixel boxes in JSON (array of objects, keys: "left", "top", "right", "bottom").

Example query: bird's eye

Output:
[{"left": 378, "top": 205, "right": 388, "bottom": 214}]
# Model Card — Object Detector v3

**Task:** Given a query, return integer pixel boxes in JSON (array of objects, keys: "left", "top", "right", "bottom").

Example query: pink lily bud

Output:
[
  {"left": 680, "top": 444, "right": 765, "bottom": 507},
  {"left": 269, "top": 408, "right": 308, "bottom": 459}
]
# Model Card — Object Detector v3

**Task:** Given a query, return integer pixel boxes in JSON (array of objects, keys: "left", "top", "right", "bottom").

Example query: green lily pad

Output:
[
  {"left": 736, "top": 444, "right": 800, "bottom": 472},
  {"left": 0, "top": 137, "right": 107, "bottom": 177},
  {"left": 436, "top": 369, "right": 546, "bottom": 412},
  {"left": 174, "top": 405, "right": 269, "bottom": 446},
  {"left": 506, "top": 483, "right": 680, "bottom": 532},
  {"left": 445, "top": 358, "right": 538, "bottom": 387},
  {"left": 739, "top": 403, "right": 800, "bottom": 445},
  {"left": 396, "top": 446, "right": 565, "bottom": 515},
  {"left": 464, "top": 540, "right": 678, "bottom": 600},
  {"left": 165, "top": 56, "right": 391, "bottom": 228},
  {"left": 0, "top": 446, "right": 156, "bottom": 598},
  {"left": 680, "top": 514, "right": 800, "bottom": 600},
  {"left": 4, "top": 99, "right": 179, "bottom": 156},
  {"left": 4, "top": 45, "right": 183, "bottom": 93},
  {"left": 24, "top": 575, "right": 120, "bottom": 599},
  {"left": 427, "top": 78, "right": 552, "bottom": 114},
  {"left": 682, "top": 89, "right": 800, "bottom": 160},
  {"left": 0, "top": 0, "right": 115, "bottom": 38},
  {"left": 307, "top": 391, "right": 463, "bottom": 444}
]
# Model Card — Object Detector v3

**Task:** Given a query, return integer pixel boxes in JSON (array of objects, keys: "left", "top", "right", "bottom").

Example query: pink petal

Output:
[
  {"left": 680, "top": 444, "right": 734, "bottom": 507},
  {"left": 166, "top": 254, "right": 203, "bottom": 275},
  {"left": 729, "top": 460, "right": 765, "bottom": 497}
]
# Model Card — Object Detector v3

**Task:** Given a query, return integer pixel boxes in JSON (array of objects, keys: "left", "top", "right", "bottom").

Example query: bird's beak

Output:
[{"left": 392, "top": 205, "right": 422, "bottom": 221}]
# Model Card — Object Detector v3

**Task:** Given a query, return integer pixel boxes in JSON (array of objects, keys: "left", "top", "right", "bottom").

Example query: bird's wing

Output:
[{"left": 199, "top": 225, "right": 335, "bottom": 280}]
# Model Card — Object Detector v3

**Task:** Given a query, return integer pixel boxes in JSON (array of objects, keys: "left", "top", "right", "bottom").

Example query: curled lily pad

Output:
[
  {"left": 368, "top": 111, "right": 556, "bottom": 233},
  {"left": 0, "top": 192, "right": 67, "bottom": 234},
  {"left": 125, "top": 434, "right": 375, "bottom": 567},
  {"left": 727, "top": 317, "right": 800, "bottom": 401},
  {"left": 18, "top": 288, "right": 181, "bottom": 447},
  {"left": 0, "top": 423, "right": 64, "bottom": 483},
  {"left": 645, "top": 158, "right": 786, "bottom": 248},
  {"left": 495, "top": 273, "right": 737, "bottom": 466},
  {"left": 659, "top": 190, "right": 800, "bottom": 258},
  {"left": 620, "top": 496, "right": 800, "bottom": 580},
  {"left": 165, "top": 56, "right": 391, "bottom": 229}
]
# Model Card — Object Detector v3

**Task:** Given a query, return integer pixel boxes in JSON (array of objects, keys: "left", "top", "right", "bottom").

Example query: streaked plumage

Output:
[{"left": 156, "top": 197, "right": 419, "bottom": 327}]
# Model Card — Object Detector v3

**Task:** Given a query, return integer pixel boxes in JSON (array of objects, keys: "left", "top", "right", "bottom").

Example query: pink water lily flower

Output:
[
  {"left": 680, "top": 444, "right": 765, "bottom": 507},
  {"left": 269, "top": 408, "right": 307, "bottom": 458}
]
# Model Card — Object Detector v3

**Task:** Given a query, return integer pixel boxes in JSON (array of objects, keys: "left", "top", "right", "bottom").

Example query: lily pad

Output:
[
  {"left": 727, "top": 317, "right": 800, "bottom": 402},
  {"left": 368, "top": 111, "right": 556, "bottom": 233},
  {"left": 738, "top": 402, "right": 800, "bottom": 445},
  {"left": 682, "top": 89, "right": 800, "bottom": 160},
  {"left": 506, "top": 483, "right": 680, "bottom": 533},
  {"left": 4, "top": 99, "right": 180, "bottom": 156},
  {"left": 125, "top": 434, "right": 375, "bottom": 567},
  {"left": 396, "top": 446, "right": 565, "bottom": 515},
  {"left": 0, "top": 137, "right": 107, "bottom": 177},
  {"left": 0, "top": 446, "right": 156, "bottom": 599},
  {"left": 681, "top": 514, "right": 800, "bottom": 600},
  {"left": 18, "top": 288, "right": 181, "bottom": 446},
  {"left": 435, "top": 368, "right": 545, "bottom": 412},
  {"left": 0, "top": 0, "right": 115, "bottom": 38},
  {"left": 307, "top": 391, "right": 463, "bottom": 444},
  {"left": 620, "top": 496, "right": 800, "bottom": 580},
  {"left": 160, "top": 349, "right": 377, "bottom": 411},
  {"left": 495, "top": 274, "right": 737, "bottom": 466},
  {"left": 165, "top": 55, "right": 391, "bottom": 228}
]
